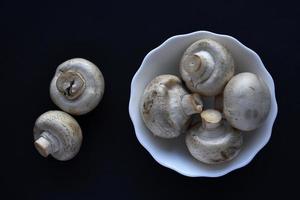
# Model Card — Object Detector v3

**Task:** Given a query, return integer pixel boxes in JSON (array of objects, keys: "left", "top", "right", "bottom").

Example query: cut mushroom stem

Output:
[
  {"left": 34, "top": 131, "right": 59, "bottom": 157},
  {"left": 181, "top": 93, "right": 203, "bottom": 116},
  {"left": 201, "top": 109, "right": 222, "bottom": 130},
  {"left": 56, "top": 70, "right": 86, "bottom": 100},
  {"left": 185, "top": 51, "right": 215, "bottom": 83}
]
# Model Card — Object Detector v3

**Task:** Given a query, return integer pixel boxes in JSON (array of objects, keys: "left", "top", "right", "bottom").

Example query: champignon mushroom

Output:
[
  {"left": 141, "top": 74, "right": 203, "bottom": 138},
  {"left": 33, "top": 111, "right": 82, "bottom": 161},
  {"left": 50, "top": 58, "right": 105, "bottom": 115},
  {"left": 179, "top": 39, "right": 235, "bottom": 96},
  {"left": 223, "top": 72, "right": 271, "bottom": 131},
  {"left": 186, "top": 109, "right": 242, "bottom": 164}
]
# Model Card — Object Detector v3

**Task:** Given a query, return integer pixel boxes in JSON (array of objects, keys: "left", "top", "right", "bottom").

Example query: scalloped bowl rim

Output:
[{"left": 129, "top": 31, "right": 278, "bottom": 177}]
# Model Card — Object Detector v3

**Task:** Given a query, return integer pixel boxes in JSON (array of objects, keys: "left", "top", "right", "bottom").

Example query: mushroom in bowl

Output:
[{"left": 140, "top": 74, "right": 203, "bottom": 139}]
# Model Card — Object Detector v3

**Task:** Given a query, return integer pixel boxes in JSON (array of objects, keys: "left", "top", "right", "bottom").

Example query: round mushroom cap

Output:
[
  {"left": 33, "top": 111, "right": 83, "bottom": 161},
  {"left": 223, "top": 72, "right": 271, "bottom": 131},
  {"left": 180, "top": 39, "right": 235, "bottom": 96},
  {"left": 186, "top": 118, "right": 242, "bottom": 164},
  {"left": 50, "top": 58, "right": 105, "bottom": 115},
  {"left": 140, "top": 74, "right": 202, "bottom": 138}
]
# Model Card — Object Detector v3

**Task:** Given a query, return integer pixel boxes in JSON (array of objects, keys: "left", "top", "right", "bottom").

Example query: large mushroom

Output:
[
  {"left": 180, "top": 39, "right": 235, "bottom": 96},
  {"left": 50, "top": 58, "right": 105, "bottom": 115},
  {"left": 141, "top": 75, "right": 203, "bottom": 138},
  {"left": 33, "top": 111, "right": 83, "bottom": 161},
  {"left": 223, "top": 72, "right": 271, "bottom": 131},
  {"left": 186, "top": 109, "right": 243, "bottom": 164}
]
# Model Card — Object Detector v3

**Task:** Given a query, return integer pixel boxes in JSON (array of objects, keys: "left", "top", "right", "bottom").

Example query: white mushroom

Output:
[
  {"left": 50, "top": 58, "right": 105, "bottom": 115},
  {"left": 180, "top": 39, "right": 235, "bottom": 96},
  {"left": 141, "top": 75, "right": 203, "bottom": 138},
  {"left": 223, "top": 72, "right": 271, "bottom": 131},
  {"left": 186, "top": 109, "right": 242, "bottom": 164},
  {"left": 33, "top": 111, "right": 83, "bottom": 161}
]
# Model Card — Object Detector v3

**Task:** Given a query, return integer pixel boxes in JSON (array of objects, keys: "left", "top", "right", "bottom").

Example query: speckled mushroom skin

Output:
[
  {"left": 180, "top": 39, "right": 235, "bottom": 96},
  {"left": 140, "top": 75, "right": 203, "bottom": 139},
  {"left": 186, "top": 119, "right": 242, "bottom": 164},
  {"left": 33, "top": 111, "right": 82, "bottom": 161},
  {"left": 50, "top": 58, "right": 105, "bottom": 115},
  {"left": 223, "top": 72, "right": 271, "bottom": 131}
]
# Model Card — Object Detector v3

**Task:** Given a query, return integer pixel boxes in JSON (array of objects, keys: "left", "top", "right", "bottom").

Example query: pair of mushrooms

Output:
[
  {"left": 141, "top": 39, "right": 271, "bottom": 164},
  {"left": 33, "top": 58, "right": 105, "bottom": 161}
]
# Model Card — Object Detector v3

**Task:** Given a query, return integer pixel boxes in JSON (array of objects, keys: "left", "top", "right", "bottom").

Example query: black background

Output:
[{"left": 0, "top": 0, "right": 298, "bottom": 199}]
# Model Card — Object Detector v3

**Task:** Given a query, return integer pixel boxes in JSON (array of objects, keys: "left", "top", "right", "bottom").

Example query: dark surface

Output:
[{"left": 0, "top": 1, "right": 298, "bottom": 199}]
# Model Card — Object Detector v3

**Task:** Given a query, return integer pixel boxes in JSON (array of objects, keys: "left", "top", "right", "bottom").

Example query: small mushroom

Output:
[
  {"left": 180, "top": 39, "right": 235, "bottom": 96},
  {"left": 141, "top": 75, "right": 203, "bottom": 138},
  {"left": 186, "top": 109, "right": 242, "bottom": 164},
  {"left": 33, "top": 111, "right": 83, "bottom": 161},
  {"left": 50, "top": 58, "right": 105, "bottom": 115},
  {"left": 223, "top": 72, "right": 271, "bottom": 131}
]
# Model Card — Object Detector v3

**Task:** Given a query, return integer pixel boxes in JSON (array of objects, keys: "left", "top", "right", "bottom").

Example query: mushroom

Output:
[
  {"left": 141, "top": 74, "right": 203, "bottom": 138},
  {"left": 50, "top": 58, "right": 105, "bottom": 115},
  {"left": 223, "top": 72, "right": 271, "bottom": 131},
  {"left": 186, "top": 109, "right": 243, "bottom": 164},
  {"left": 179, "top": 39, "right": 235, "bottom": 96},
  {"left": 33, "top": 110, "right": 83, "bottom": 161}
]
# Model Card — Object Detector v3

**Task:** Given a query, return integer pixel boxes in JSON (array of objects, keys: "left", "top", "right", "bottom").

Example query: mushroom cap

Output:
[
  {"left": 180, "top": 39, "right": 235, "bottom": 96},
  {"left": 186, "top": 114, "right": 243, "bottom": 164},
  {"left": 33, "top": 111, "right": 82, "bottom": 161},
  {"left": 223, "top": 72, "right": 271, "bottom": 131},
  {"left": 50, "top": 58, "right": 105, "bottom": 115},
  {"left": 140, "top": 74, "right": 202, "bottom": 138}
]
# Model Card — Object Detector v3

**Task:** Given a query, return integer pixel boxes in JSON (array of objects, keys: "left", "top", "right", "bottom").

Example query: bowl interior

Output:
[{"left": 129, "top": 31, "right": 277, "bottom": 177}]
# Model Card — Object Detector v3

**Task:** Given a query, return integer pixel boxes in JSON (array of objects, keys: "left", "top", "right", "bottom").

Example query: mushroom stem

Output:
[
  {"left": 34, "top": 131, "right": 59, "bottom": 157},
  {"left": 201, "top": 109, "right": 222, "bottom": 130},
  {"left": 181, "top": 93, "right": 203, "bottom": 116},
  {"left": 183, "top": 51, "right": 215, "bottom": 83},
  {"left": 56, "top": 71, "right": 86, "bottom": 100}
]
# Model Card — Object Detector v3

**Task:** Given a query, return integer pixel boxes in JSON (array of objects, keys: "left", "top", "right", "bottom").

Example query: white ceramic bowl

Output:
[{"left": 129, "top": 31, "right": 278, "bottom": 177}]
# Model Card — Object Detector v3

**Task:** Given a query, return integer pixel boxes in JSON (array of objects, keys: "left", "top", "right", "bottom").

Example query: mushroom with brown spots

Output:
[
  {"left": 33, "top": 110, "right": 83, "bottom": 161},
  {"left": 140, "top": 74, "right": 203, "bottom": 139},
  {"left": 223, "top": 72, "right": 271, "bottom": 131},
  {"left": 180, "top": 39, "right": 235, "bottom": 96},
  {"left": 50, "top": 58, "right": 105, "bottom": 115},
  {"left": 186, "top": 109, "right": 243, "bottom": 164}
]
